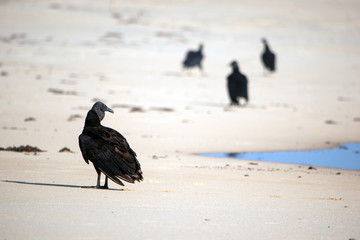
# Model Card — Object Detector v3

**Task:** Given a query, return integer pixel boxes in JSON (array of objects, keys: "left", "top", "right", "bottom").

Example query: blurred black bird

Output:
[
  {"left": 182, "top": 44, "right": 204, "bottom": 71},
  {"left": 261, "top": 38, "right": 276, "bottom": 73},
  {"left": 227, "top": 61, "right": 248, "bottom": 106},
  {"left": 79, "top": 102, "right": 143, "bottom": 189}
]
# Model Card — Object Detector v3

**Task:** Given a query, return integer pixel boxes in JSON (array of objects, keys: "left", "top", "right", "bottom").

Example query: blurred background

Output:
[{"left": 0, "top": 0, "right": 359, "bottom": 153}]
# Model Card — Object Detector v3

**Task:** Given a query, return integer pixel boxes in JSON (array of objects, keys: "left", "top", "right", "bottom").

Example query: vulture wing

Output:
[{"left": 79, "top": 126, "right": 143, "bottom": 186}]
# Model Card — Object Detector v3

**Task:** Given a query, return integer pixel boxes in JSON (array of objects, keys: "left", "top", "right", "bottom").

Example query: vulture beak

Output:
[{"left": 106, "top": 107, "right": 114, "bottom": 114}]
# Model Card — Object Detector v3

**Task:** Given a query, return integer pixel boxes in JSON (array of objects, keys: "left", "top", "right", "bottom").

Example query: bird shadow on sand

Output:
[{"left": 2, "top": 180, "right": 124, "bottom": 191}]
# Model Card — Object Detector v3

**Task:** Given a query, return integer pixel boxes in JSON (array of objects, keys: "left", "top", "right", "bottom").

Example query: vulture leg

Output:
[
  {"left": 95, "top": 166, "right": 101, "bottom": 189},
  {"left": 94, "top": 165, "right": 102, "bottom": 189},
  {"left": 104, "top": 176, "right": 109, "bottom": 189},
  {"left": 198, "top": 63, "right": 203, "bottom": 71},
  {"left": 94, "top": 165, "right": 109, "bottom": 189}
]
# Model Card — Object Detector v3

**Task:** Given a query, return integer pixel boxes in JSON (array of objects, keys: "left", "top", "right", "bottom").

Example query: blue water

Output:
[{"left": 201, "top": 143, "right": 360, "bottom": 170}]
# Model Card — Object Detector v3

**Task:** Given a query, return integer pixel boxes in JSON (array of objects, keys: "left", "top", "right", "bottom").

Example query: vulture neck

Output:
[
  {"left": 84, "top": 109, "right": 101, "bottom": 127},
  {"left": 233, "top": 67, "right": 240, "bottom": 73},
  {"left": 264, "top": 43, "right": 270, "bottom": 52}
]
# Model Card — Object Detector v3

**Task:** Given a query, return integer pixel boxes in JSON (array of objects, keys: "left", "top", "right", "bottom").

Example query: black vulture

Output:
[
  {"left": 79, "top": 102, "right": 143, "bottom": 189},
  {"left": 261, "top": 38, "right": 276, "bottom": 73},
  {"left": 182, "top": 44, "right": 204, "bottom": 71},
  {"left": 227, "top": 61, "right": 249, "bottom": 106}
]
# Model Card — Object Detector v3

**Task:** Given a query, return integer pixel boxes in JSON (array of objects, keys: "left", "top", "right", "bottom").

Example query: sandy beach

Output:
[{"left": 1, "top": 0, "right": 360, "bottom": 239}]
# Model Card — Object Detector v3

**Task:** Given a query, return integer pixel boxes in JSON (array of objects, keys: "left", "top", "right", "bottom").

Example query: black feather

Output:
[
  {"left": 182, "top": 44, "right": 204, "bottom": 70},
  {"left": 227, "top": 61, "right": 248, "bottom": 106},
  {"left": 261, "top": 39, "right": 276, "bottom": 72}
]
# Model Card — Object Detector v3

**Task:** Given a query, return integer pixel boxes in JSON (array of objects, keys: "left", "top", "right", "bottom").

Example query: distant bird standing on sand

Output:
[
  {"left": 227, "top": 61, "right": 248, "bottom": 106},
  {"left": 182, "top": 44, "right": 204, "bottom": 71},
  {"left": 261, "top": 38, "right": 276, "bottom": 73},
  {"left": 79, "top": 102, "right": 143, "bottom": 189}
]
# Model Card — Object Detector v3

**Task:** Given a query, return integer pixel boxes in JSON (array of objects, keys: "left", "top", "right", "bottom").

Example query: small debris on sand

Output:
[
  {"left": 59, "top": 147, "right": 74, "bottom": 153},
  {"left": 2, "top": 126, "right": 26, "bottom": 131},
  {"left": 339, "top": 145, "right": 348, "bottom": 150},
  {"left": 313, "top": 197, "right": 344, "bottom": 201},
  {"left": 130, "top": 107, "right": 145, "bottom": 113},
  {"left": 325, "top": 120, "right": 337, "bottom": 125},
  {"left": 48, "top": 88, "right": 78, "bottom": 96},
  {"left": 150, "top": 107, "right": 175, "bottom": 112},
  {"left": 67, "top": 114, "right": 82, "bottom": 121},
  {"left": 337, "top": 96, "right": 350, "bottom": 102},
  {"left": 152, "top": 155, "right": 168, "bottom": 160},
  {"left": 24, "top": 117, "right": 36, "bottom": 122},
  {"left": 308, "top": 166, "right": 317, "bottom": 170},
  {"left": 0, "top": 145, "right": 45, "bottom": 153}
]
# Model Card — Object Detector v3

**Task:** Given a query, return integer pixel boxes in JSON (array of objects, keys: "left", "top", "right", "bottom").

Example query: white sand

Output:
[{"left": 0, "top": 0, "right": 360, "bottom": 239}]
